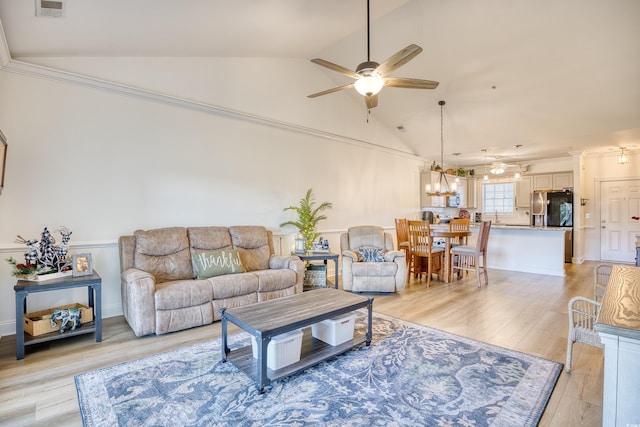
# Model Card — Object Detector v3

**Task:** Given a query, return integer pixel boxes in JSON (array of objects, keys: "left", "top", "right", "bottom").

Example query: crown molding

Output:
[
  {"left": 0, "top": 14, "right": 417, "bottom": 159},
  {"left": 0, "top": 56, "right": 420, "bottom": 161}
]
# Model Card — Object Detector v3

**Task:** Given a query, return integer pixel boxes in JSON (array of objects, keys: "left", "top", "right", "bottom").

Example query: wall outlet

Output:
[{"left": 585, "top": 213, "right": 591, "bottom": 219}]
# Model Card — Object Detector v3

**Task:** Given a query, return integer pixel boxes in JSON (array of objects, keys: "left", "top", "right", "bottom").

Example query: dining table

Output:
[{"left": 430, "top": 229, "right": 472, "bottom": 283}]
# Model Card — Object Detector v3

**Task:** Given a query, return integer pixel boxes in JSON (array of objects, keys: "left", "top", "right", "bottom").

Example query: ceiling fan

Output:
[{"left": 307, "top": 0, "right": 439, "bottom": 109}]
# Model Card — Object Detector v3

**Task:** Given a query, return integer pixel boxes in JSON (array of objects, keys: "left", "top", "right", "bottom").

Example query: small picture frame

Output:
[{"left": 72, "top": 253, "right": 93, "bottom": 277}]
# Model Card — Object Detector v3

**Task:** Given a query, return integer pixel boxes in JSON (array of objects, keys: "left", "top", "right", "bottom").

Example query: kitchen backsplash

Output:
[{"left": 421, "top": 207, "right": 531, "bottom": 225}]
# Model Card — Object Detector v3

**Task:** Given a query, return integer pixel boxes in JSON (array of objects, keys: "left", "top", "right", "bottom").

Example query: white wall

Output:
[
  {"left": 1, "top": 56, "right": 637, "bottom": 337},
  {"left": 0, "top": 60, "right": 424, "bottom": 336},
  {"left": 581, "top": 150, "right": 640, "bottom": 261}
]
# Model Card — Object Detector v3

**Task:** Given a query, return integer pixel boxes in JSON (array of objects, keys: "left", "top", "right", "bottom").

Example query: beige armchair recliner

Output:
[{"left": 340, "top": 225, "right": 407, "bottom": 293}]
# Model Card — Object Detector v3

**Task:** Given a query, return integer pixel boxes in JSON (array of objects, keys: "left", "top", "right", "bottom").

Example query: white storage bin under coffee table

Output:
[
  {"left": 311, "top": 313, "right": 356, "bottom": 346},
  {"left": 251, "top": 329, "right": 303, "bottom": 370}
]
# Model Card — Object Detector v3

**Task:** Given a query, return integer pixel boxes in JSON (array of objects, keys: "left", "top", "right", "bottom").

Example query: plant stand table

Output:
[
  {"left": 294, "top": 251, "right": 339, "bottom": 290},
  {"left": 221, "top": 287, "right": 373, "bottom": 392},
  {"left": 14, "top": 272, "right": 102, "bottom": 360}
]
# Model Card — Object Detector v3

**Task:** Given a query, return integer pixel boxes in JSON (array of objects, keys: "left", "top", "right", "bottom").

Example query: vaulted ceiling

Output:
[{"left": 1, "top": 0, "right": 639, "bottom": 167}]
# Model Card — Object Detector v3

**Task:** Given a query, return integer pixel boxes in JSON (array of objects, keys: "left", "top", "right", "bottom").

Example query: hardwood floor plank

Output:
[{"left": 0, "top": 261, "right": 608, "bottom": 426}]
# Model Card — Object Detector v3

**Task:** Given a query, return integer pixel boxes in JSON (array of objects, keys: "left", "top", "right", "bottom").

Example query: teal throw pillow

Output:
[
  {"left": 193, "top": 249, "right": 245, "bottom": 279},
  {"left": 357, "top": 246, "right": 385, "bottom": 262}
]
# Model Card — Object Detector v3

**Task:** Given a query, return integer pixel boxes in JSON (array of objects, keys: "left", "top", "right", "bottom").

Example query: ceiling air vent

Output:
[{"left": 35, "top": 0, "right": 65, "bottom": 18}]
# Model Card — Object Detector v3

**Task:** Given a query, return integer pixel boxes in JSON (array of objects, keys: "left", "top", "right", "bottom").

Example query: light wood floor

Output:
[{"left": 0, "top": 261, "right": 606, "bottom": 426}]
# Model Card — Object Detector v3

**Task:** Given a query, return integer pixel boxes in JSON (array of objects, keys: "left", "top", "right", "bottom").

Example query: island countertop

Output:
[
  {"left": 432, "top": 223, "right": 570, "bottom": 232},
  {"left": 433, "top": 222, "right": 571, "bottom": 276}
]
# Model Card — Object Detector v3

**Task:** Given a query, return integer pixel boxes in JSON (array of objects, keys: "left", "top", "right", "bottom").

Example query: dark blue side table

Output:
[
  {"left": 294, "top": 252, "right": 339, "bottom": 290},
  {"left": 14, "top": 271, "right": 102, "bottom": 359}
]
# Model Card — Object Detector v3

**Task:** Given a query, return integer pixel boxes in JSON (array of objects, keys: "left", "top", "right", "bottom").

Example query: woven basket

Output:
[
  {"left": 304, "top": 264, "right": 327, "bottom": 288},
  {"left": 24, "top": 303, "right": 93, "bottom": 336}
]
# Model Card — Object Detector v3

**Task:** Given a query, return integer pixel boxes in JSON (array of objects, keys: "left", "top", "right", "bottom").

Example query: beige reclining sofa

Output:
[{"left": 119, "top": 225, "right": 304, "bottom": 337}]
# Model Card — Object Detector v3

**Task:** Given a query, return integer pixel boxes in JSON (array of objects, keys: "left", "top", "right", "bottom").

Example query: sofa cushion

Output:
[
  {"left": 352, "top": 262, "right": 398, "bottom": 277},
  {"left": 229, "top": 226, "right": 271, "bottom": 271},
  {"left": 188, "top": 226, "right": 233, "bottom": 250},
  {"left": 134, "top": 227, "right": 193, "bottom": 282},
  {"left": 347, "top": 226, "right": 386, "bottom": 251},
  {"left": 154, "top": 279, "right": 214, "bottom": 310},
  {"left": 192, "top": 249, "right": 245, "bottom": 279},
  {"left": 208, "top": 273, "right": 259, "bottom": 300},
  {"left": 253, "top": 269, "right": 298, "bottom": 292},
  {"left": 358, "top": 246, "right": 385, "bottom": 262}
]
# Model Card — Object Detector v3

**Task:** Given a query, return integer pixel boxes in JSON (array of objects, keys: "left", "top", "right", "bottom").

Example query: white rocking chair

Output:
[{"left": 565, "top": 264, "right": 612, "bottom": 373}]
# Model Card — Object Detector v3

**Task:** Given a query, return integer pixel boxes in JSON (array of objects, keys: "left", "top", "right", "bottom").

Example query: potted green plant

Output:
[{"left": 280, "top": 188, "right": 332, "bottom": 251}]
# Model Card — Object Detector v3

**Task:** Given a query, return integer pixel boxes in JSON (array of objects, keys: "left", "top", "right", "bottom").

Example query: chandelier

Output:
[{"left": 425, "top": 100, "right": 457, "bottom": 196}]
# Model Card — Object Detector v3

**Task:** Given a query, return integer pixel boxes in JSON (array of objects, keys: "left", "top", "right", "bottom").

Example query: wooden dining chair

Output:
[
  {"left": 449, "top": 218, "right": 470, "bottom": 246},
  {"left": 450, "top": 220, "right": 492, "bottom": 287},
  {"left": 394, "top": 218, "right": 410, "bottom": 265},
  {"left": 407, "top": 220, "right": 444, "bottom": 287}
]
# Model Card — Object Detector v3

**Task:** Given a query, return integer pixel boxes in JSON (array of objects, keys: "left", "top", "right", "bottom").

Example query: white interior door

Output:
[{"left": 600, "top": 179, "right": 640, "bottom": 262}]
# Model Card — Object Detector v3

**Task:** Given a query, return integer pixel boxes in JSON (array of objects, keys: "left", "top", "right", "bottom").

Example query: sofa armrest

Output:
[
  {"left": 270, "top": 254, "right": 296, "bottom": 269},
  {"left": 269, "top": 255, "right": 305, "bottom": 293},
  {"left": 342, "top": 250, "right": 359, "bottom": 263},
  {"left": 121, "top": 268, "right": 157, "bottom": 337},
  {"left": 385, "top": 250, "right": 407, "bottom": 291},
  {"left": 341, "top": 250, "right": 358, "bottom": 291},
  {"left": 384, "top": 250, "right": 405, "bottom": 263}
]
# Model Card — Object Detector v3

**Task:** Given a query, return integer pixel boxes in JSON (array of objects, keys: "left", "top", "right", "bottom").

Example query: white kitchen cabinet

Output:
[
  {"left": 552, "top": 172, "right": 573, "bottom": 189},
  {"left": 515, "top": 176, "right": 532, "bottom": 208},
  {"left": 532, "top": 172, "right": 573, "bottom": 191},
  {"left": 532, "top": 174, "right": 552, "bottom": 191}
]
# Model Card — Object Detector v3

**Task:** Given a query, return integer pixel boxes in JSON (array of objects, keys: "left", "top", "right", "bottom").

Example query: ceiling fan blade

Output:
[
  {"left": 310, "top": 58, "right": 359, "bottom": 79},
  {"left": 376, "top": 44, "right": 423, "bottom": 77},
  {"left": 384, "top": 77, "right": 439, "bottom": 89},
  {"left": 365, "top": 94, "right": 378, "bottom": 109},
  {"left": 308, "top": 83, "right": 354, "bottom": 98}
]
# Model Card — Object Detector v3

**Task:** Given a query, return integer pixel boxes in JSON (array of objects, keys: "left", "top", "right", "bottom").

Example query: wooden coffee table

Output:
[{"left": 221, "top": 288, "right": 373, "bottom": 392}]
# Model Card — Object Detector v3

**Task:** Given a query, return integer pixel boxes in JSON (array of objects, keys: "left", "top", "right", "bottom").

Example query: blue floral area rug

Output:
[{"left": 75, "top": 312, "right": 562, "bottom": 426}]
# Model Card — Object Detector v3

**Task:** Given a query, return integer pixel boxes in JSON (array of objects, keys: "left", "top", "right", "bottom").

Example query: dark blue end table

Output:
[{"left": 14, "top": 271, "right": 102, "bottom": 359}]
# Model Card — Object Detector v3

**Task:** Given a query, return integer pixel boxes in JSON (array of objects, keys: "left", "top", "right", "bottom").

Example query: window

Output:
[{"left": 482, "top": 182, "right": 514, "bottom": 213}]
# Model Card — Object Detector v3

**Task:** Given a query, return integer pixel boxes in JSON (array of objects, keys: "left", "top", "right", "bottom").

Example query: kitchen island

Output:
[{"left": 462, "top": 224, "right": 570, "bottom": 277}]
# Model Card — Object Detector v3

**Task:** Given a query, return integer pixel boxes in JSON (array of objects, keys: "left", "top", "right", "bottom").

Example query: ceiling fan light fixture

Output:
[
  {"left": 618, "top": 147, "right": 629, "bottom": 165},
  {"left": 307, "top": 0, "right": 438, "bottom": 108},
  {"left": 490, "top": 163, "right": 506, "bottom": 175},
  {"left": 354, "top": 73, "right": 384, "bottom": 96}
]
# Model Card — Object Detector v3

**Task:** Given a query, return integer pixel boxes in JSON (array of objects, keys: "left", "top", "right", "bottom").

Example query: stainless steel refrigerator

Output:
[{"left": 531, "top": 190, "right": 573, "bottom": 262}]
